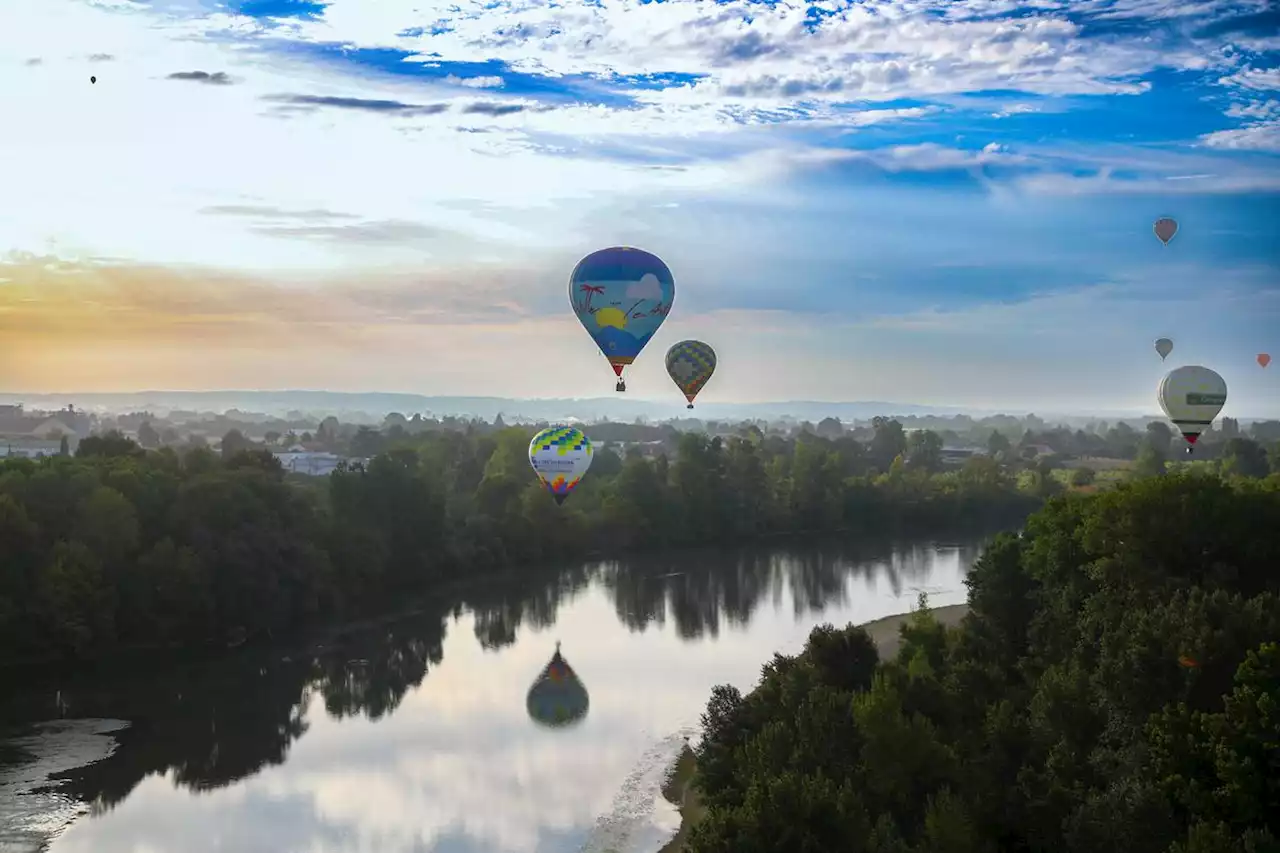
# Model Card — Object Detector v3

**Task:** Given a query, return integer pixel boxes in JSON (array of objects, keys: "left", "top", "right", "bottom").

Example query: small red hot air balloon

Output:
[{"left": 1259, "top": 353, "right": 1272, "bottom": 368}]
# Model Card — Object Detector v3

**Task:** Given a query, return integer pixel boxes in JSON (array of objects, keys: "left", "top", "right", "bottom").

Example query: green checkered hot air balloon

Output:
[{"left": 665, "top": 340, "right": 717, "bottom": 410}]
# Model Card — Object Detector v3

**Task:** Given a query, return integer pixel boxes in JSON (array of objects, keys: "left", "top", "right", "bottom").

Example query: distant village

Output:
[
  {"left": 3, "top": 401, "right": 1273, "bottom": 475},
  {"left": 0, "top": 402, "right": 1002, "bottom": 474}
]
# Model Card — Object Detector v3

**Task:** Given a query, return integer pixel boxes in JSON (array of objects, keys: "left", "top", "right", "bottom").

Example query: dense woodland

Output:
[
  {"left": 687, "top": 473, "right": 1280, "bottom": 853},
  {"left": 0, "top": 418, "right": 1050, "bottom": 667}
]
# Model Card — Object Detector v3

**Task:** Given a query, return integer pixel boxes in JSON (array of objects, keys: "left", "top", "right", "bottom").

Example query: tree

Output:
[
  {"left": 1134, "top": 439, "right": 1167, "bottom": 478},
  {"left": 680, "top": 473, "right": 1280, "bottom": 852},
  {"left": 987, "top": 430, "right": 1012, "bottom": 458},
  {"left": 1069, "top": 467, "right": 1096, "bottom": 487},
  {"left": 59, "top": 435, "right": 69, "bottom": 456},
  {"left": 907, "top": 429, "right": 944, "bottom": 474},
  {"left": 870, "top": 417, "right": 908, "bottom": 471},
  {"left": 76, "top": 430, "right": 143, "bottom": 459},
  {"left": 137, "top": 420, "right": 161, "bottom": 449},
  {"left": 1220, "top": 438, "right": 1270, "bottom": 479},
  {"left": 816, "top": 417, "right": 844, "bottom": 439},
  {"left": 220, "top": 429, "right": 254, "bottom": 460}
]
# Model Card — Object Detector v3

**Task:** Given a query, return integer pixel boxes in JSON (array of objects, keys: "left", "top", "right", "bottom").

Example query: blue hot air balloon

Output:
[{"left": 569, "top": 247, "right": 675, "bottom": 393}]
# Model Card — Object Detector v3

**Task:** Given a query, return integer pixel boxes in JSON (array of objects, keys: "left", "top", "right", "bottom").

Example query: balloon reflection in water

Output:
[{"left": 526, "top": 641, "right": 590, "bottom": 729}]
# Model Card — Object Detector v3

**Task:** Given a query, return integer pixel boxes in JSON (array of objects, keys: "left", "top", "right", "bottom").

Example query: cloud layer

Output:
[{"left": 0, "top": 0, "right": 1275, "bottom": 408}]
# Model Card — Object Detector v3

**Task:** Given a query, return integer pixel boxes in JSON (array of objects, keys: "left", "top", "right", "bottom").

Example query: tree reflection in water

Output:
[{"left": 9, "top": 535, "right": 992, "bottom": 816}]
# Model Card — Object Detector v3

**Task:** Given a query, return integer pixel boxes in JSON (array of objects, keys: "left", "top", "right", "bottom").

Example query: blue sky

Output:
[{"left": 0, "top": 0, "right": 1277, "bottom": 414}]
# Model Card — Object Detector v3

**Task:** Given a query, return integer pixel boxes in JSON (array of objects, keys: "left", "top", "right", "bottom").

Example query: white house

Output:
[{"left": 272, "top": 451, "right": 361, "bottom": 477}]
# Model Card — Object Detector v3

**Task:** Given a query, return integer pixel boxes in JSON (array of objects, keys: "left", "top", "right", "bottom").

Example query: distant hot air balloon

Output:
[
  {"left": 1155, "top": 338, "right": 1174, "bottom": 361},
  {"left": 569, "top": 247, "right": 674, "bottom": 393},
  {"left": 528, "top": 426, "right": 593, "bottom": 505},
  {"left": 665, "top": 340, "right": 717, "bottom": 409},
  {"left": 1259, "top": 353, "right": 1271, "bottom": 368},
  {"left": 1158, "top": 365, "right": 1227, "bottom": 454},
  {"left": 1154, "top": 217, "right": 1178, "bottom": 246},
  {"left": 90, "top": 76, "right": 96, "bottom": 84},
  {"left": 526, "top": 642, "right": 590, "bottom": 729}
]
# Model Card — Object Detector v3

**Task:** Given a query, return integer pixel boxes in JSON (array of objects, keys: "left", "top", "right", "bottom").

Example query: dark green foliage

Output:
[
  {"left": 687, "top": 473, "right": 1280, "bottom": 853},
  {"left": 0, "top": 422, "right": 1037, "bottom": 666}
]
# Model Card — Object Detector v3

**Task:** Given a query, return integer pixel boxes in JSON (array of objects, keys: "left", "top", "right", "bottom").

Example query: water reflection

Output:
[
  {"left": 1, "top": 535, "right": 992, "bottom": 853},
  {"left": 526, "top": 643, "right": 591, "bottom": 730}
]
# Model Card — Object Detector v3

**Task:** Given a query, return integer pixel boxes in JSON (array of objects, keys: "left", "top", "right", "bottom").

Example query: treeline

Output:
[
  {"left": 0, "top": 421, "right": 1037, "bottom": 667},
  {"left": 686, "top": 472, "right": 1280, "bottom": 853}
]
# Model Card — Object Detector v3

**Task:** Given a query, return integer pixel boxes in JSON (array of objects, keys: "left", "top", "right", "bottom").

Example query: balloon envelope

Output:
[
  {"left": 526, "top": 644, "right": 590, "bottom": 729},
  {"left": 665, "top": 340, "right": 717, "bottom": 407},
  {"left": 528, "top": 426, "right": 593, "bottom": 504},
  {"left": 1155, "top": 338, "right": 1173, "bottom": 361},
  {"left": 1153, "top": 217, "right": 1178, "bottom": 245},
  {"left": 1158, "top": 365, "right": 1227, "bottom": 445},
  {"left": 569, "top": 247, "right": 674, "bottom": 379},
  {"left": 1259, "top": 353, "right": 1271, "bottom": 368}
]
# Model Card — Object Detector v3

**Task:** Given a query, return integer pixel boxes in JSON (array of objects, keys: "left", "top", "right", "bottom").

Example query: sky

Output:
[{"left": 0, "top": 0, "right": 1277, "bottom": 415}]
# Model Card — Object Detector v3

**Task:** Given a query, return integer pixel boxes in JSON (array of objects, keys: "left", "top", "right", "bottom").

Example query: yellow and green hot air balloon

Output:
[{"left": 528, "top": 426, "right": 593, "bottom": 505}]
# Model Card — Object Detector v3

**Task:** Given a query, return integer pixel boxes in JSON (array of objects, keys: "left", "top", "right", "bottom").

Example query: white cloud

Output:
[
  {"left": 992, "top": 103, "right": 1039, "bottom": 118},
  {"left": 1219, "top": 67, "right": 1280, "bottom": 92},
  {"left": 625, "top": 274, "right": 664, "bottom": 300},
  {"left": 1200, "top": 120, "right": 1280, "bottom": 153},
  {"left": 444, "top": 73, "right": 505, "bottom": 88},
  {"left": 0, "top": 0, "right": 1276, "bottom": 270}
]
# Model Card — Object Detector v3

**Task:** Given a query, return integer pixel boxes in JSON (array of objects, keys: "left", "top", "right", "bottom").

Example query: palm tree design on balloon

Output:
[{"left": 576, "top": 284, "right": 605, "bottom": 314}]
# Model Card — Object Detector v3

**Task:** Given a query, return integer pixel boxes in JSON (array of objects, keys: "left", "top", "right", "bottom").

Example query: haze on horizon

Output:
[{"left": 1, "top": 0, "right": 1277, "bottom": 418}]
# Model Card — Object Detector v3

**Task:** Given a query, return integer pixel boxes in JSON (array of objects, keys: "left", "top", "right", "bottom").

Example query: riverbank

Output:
[{"left": 655, "top": 602, "right": 972, "bottom": 853}]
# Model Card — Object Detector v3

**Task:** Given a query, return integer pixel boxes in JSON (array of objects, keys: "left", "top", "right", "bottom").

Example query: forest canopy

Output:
[
  {"left": 687, "top": 473, "right": 1280, "bottom": 853},
  {"left": 0, "top": 421, "right": 1039, "bottom": 666}
]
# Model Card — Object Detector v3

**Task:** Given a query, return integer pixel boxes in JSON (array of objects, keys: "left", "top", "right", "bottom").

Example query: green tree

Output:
[
  {"left": 1069, "top": 467, "right": 1096, "bottom": 487},
  {"left": 1220, "top": 438, "right": 1270, "bottom": 479},
  {"left": 1134, "top": 439, "right": 1167, "bottom": 478},
  {"left": 137, "top": 420, "right": 161, "bottom": 449},
  {"left": 76, "top": 430, "right": 144, "bottom": 459},
  {"left": 907, "top": 430, "right": 944, "bottom": 474},
  {"left": 220, "top": 429, "right": 254, "bottom": 459}
]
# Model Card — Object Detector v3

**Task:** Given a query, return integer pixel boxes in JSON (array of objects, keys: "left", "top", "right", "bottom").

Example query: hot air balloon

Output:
[
  {"left": 665, "top": 340, "right": 717, "bottom": 409},
  {"left": 90, "top": 76, "right": 96, "bottom": 84},
  {"left": 1155, "top": 338, "right": 1174, "bottom": 361},
  {"left": 528, "top": 426, "right": 593, "bottom": 505},
  {"left": 1259, "top": 353, "right": 1271, "bottom": 368},
  {"left": 1158, "top": 365, "right": 1227, "bottom": 455},
  {"left": 526, "top": 641, "right": 590, "bottom": 729},
  {"left": 1153, "top": 217, "right": 1178, "bottom": 246},
  {"left": 569, "top": 247, "right": 674, "bottom": 393}
]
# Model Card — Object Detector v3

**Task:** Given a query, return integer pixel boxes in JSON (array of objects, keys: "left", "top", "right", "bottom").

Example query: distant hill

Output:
[{"left": 0, "top": 389, "right": 1221, "bottom": 424}]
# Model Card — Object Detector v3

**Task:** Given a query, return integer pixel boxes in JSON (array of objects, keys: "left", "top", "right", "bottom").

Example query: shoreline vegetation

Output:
[
  {"left": 661, "top": 473, "right": 1279, "bottom": 853},
  {"left": 2, "top": 421, "right": 1045, "bottom": 671},
  {"left": 657, "top": 602, "right": 972, "bottom": 853}
]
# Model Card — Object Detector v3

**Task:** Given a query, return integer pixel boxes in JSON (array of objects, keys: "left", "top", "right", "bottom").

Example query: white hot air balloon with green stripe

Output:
[{"left": 1158, "top": 366, "right": 1227, "bottom": 455}]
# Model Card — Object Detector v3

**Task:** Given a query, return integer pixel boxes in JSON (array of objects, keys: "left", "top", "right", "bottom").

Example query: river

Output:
[{"left": 0, "top": 534, "right": 991, "bottom": 853}]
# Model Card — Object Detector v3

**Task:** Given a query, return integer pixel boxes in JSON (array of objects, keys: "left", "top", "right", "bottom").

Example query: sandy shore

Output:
[{"left": 656, "top": 602, "right": 971, "bottom": 853}]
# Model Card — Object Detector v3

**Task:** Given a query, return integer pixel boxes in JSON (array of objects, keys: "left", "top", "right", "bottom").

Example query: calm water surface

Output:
[{"left": 2, "top": 536, "right": 989, "bottom": 853}]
